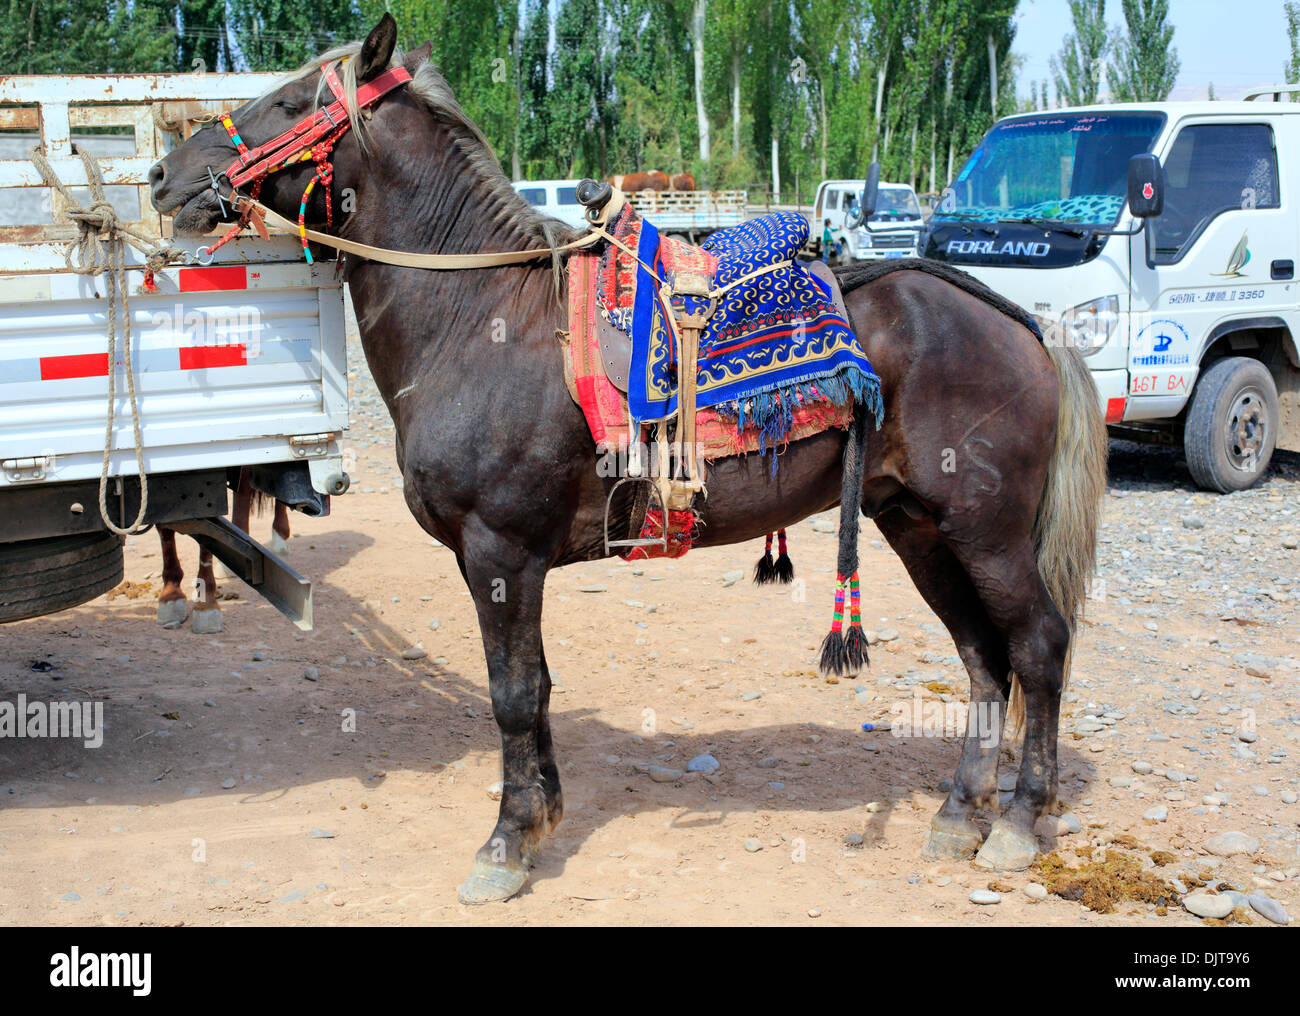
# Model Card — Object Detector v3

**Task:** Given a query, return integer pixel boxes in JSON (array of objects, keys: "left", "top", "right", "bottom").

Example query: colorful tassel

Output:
[
  {"left": 773, "top": 528, "right": 794, "bottom": 583},
  {"left": 819, "top": 571, "right": 868, "bottom": 675}
]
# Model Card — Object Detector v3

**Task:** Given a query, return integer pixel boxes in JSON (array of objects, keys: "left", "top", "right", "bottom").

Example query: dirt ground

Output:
[{"left": 2, "top": 339, "right": 1298, "bottom": 927}]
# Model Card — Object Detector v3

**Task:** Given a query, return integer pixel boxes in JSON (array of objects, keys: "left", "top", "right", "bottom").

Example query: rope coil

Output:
[{"left": 28, "top": 145, "right": 185, "bottom": 536}]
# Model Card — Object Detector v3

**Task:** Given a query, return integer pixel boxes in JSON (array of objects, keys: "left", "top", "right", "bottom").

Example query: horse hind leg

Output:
[
  {"left": 970, "top": 555, "right": 1069, "bottom": 871},
  {"left": 875, "top": 510, "right": 1011, "bottom": 861},
  {"left": 931, "top": 533, "right": 1068, "bottom": 872},
  {"left": 156, "top": 527, "right": 190, "bottom": 627}
]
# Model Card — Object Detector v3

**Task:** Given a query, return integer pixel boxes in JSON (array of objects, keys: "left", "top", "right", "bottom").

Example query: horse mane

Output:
[{"left": 265, "top": 42, "right": 575, "bottom": 264}]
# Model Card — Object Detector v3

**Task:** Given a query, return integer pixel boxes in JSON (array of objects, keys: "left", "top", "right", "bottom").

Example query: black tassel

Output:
[
  {"left": 819, "top": 627, "right": 850, "bottom": 675},
  {"left": 753, "top": 532, "right": 777, "bottom": 584}
]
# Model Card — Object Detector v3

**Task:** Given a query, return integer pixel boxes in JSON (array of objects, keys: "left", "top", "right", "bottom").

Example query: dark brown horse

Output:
[{"left": 148, "top": 15, "right": 1107, "bottom": 904}]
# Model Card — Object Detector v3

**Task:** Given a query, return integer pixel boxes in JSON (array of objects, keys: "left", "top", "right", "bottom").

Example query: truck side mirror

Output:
[
  {"left": 861, "top": 162, "right": 880, "bottom": 219},
  {"left": 1127, "top": 154, "right": 1163, "bottom": 218}
]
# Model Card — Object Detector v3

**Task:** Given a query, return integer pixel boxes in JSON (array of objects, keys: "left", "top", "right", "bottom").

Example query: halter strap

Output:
[{"left": 204, "top": 62, "right": 412, "bottom": 259}]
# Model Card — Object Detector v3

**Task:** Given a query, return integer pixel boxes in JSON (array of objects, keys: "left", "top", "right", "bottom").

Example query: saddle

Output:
[{"left": 562, "top": 180, "right": 875, "bottom": 557}]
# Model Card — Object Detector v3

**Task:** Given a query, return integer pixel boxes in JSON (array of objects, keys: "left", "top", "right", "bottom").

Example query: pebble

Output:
[
  {"left": 309, "top": 828, "right": 335, "bottom": 839},
  {"left": 428, "top": 617, "right": 441, "bottom": 631},
  {"left": 1282, "top": 792, "right": 1298, "bottom": 804},
  {"left": 744, "top": 838, "right": 763, "bottom": 853},
  {"left": 303, "top": 666, "right": 319, "bottom": 682},
  {"left": 221, "top": 777, "right": 237, "bottom": 790},
  {"left": 807, "top": 907, "right": 822, "bottom": 918},
  {"left": 969, "top": 889, "right": 1001, "bottom": 905},
  {"left": 1109, "top": 777, "right": 1133, "bottom": 788},
  {"left": 741, "top": 691, "right": 762, "bottom": 702},
  {"left": 1248, "top": 895, "right": 1291, "bottom": 925},
  {"left": 487, "top": 781, "right": 503, "bottom": 801},
  {"left": 844, "top": 833, "right": 864, "bottom": 847},
  {"left": 755, "top": 757, "right": 780, "bottom": 768},
  {"left": 1203, "top": 831, "right": 1259, "bottom": 857},
  {"left": 645, "top": 765, "right": 681, "bottom": 783},
  {"left": 1132, "top": 761, "right": 1153, "bottom": 775},
  {"left": 1024, "top": 883, "right": 1048, "bottom": 901},
  {"left": 685, "top": 753, "right": 720, "bottom": 774},
  {"left": 810, "top": 519, "right": 835, "bottom": 533},
  {"left": 1143, "top": 805, "right": 1168, "bottom": 822},
  {"left": 578, "top": 585, "right": 607, "bottom": 593},
  {"left": 1183, "top": 892, "right": 1233, "bottom": 920},
  {"left": 400, "top": 644, "right": 428, "bottom": 661},
  {"left": 875, "top": 628, "right": 899, "bottom": 642}
]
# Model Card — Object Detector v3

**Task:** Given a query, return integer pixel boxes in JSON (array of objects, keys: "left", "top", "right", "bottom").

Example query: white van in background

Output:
[
  {"left": 513, "top": 179, "right": 588, "bottom": 230},
  {"left": 922, "top": 91, "right": 1300, "bottom": 492},
  {"left": 811, "top": 178, "right": 924, "bottom": 261}
]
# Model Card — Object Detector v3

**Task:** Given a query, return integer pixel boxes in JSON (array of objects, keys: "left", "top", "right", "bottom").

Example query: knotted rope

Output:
[{"left": 28, "top": 145, "right": 183, "bottom": 535}]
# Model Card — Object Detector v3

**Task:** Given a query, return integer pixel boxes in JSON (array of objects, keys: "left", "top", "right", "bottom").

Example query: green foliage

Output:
[
  {"left": 10, "top": 0, "right": 1023, "bottom": 198},
  {"left": 1286, "top": 1, "right": 1300, "bottom": 85},
  {"left": 1107, "top": 0, "right": 1179, "bottom": 102},
  {"left": 1050, "top": 0, "right": 1108, "bottom": 107},
  {"left": 0, "top": 0, "right": 175, "bottom": 74}
]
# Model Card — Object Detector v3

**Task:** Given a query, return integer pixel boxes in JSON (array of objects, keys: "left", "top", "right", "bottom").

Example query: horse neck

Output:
[{"left": 339, "top": 103, "right": 561, "bottom": 401}]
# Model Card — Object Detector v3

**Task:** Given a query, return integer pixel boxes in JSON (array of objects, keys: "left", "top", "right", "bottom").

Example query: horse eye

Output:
[{"left": 273, "top": 100, "right": 299, "bottom": 114}]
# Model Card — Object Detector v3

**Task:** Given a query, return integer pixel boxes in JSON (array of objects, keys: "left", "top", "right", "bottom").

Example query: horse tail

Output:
[
  {"left": 818, "top": 401, "right": 872, "bottom": 675},
  {"left": 1007, "top": 340, "right": 1108, "bottom": 734}
]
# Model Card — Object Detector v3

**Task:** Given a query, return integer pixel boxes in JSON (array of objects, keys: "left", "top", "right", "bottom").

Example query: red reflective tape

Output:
[
  {"left": 178, "top": 265, "right": 248, "bottom": 292},
  {"left": 40, "top": 352, "right": 109, "bottom": 380},
  {"left": 179, "top": 345, "right": 247, "bottom": 369},
  {"left": 1105, "top": 397, "right": 1126, "bottom": 424}
]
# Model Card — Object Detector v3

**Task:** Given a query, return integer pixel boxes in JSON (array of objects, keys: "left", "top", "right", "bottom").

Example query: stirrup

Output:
[{"left": 603, "top": 475, "right": 668, "bottom": 555}]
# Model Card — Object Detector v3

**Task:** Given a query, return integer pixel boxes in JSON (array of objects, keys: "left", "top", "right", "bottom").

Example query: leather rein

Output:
[{"left": 202, "top": 60, "right": 601, "bottom": 269}]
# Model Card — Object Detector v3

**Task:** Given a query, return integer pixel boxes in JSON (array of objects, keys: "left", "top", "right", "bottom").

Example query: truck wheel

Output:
[
  {"left": 0, "top": 531, "right": 125, "bottom": 623},
  {"left": 1183, "top": 356, "right": 1278, "bottom": 493}
]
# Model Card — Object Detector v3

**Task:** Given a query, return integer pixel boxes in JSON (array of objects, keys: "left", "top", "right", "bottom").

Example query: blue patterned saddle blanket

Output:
[{"left": 598, "top": 209, "right": 882, "bottom": 449}]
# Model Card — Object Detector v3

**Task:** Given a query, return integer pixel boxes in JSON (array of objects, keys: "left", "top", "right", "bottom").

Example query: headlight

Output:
[
  {"left": 857, "top": 228, "right": 872, "bottom": 248},
  {"left": 1061, "top": 296, "right": 1119, "bottom": 356}
]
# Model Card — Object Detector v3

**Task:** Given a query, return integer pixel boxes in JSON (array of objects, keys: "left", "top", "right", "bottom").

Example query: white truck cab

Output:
[
  {"left": 813, "top": 178, "right": 924, "bottom": 261},
  {"left": 512, "top": 179, "right": 589, "bottom": 230},
  {"left": 923, "top": 93, "right": 1300, "bottom": 491}
]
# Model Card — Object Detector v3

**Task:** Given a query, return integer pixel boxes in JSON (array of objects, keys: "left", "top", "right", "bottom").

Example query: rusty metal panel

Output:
[{"left": 0, "top": 73, "right": 290, "bottom": 255}]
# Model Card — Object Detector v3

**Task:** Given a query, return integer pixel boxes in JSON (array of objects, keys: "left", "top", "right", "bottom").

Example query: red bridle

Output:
[{"left": 202, "top": 60, "right": 412, "bottom": 262}]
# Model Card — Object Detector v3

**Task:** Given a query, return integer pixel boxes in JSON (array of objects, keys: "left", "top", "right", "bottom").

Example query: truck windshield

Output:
[
  {"left": 874, "top": 189, "right": 921, "bottom": 218},
  {"left": 936, "top": 112, "right": 1164, "bottom": 226}
]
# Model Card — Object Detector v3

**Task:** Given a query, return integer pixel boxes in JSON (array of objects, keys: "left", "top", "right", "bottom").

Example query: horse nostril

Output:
[{"left": 148, "top": 161, "right": 165, "bottom": 191}]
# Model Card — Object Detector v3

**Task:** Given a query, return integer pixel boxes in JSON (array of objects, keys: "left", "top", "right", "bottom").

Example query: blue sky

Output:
[{"left": 1014, "top": 0, "right": 1294, "bottom": 102}]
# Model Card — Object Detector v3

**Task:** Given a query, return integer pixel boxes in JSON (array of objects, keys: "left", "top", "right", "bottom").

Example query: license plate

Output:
[{"left": 885, "top": 251, "right": 907, "bottom": 258}]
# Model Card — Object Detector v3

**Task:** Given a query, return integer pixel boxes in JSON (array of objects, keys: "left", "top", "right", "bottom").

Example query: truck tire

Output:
[
  {"left": 0, "top": 531, "right": 125, "bottom": 623},
  {"left": 1183, "top": 356, "right": 1278, "bottom": 493}
]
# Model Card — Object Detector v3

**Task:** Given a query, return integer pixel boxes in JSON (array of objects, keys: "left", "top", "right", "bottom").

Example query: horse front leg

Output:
[
  {"left": 268, "top": 500, "right": 291, "bottom": 555},
  {"left": 456, "top": 536, "right": 555, "bottom": 905},
  {"left": 156, "top": 526, "right": 190, "bottom": 627},
  {"left": 190, "top": 547, "right": 223, "bottom": 634}
]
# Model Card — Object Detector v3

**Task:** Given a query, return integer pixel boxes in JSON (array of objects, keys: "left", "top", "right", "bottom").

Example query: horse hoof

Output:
[
  {"left": 457, "top": 860, "right": 528, "bottom": 905},
  {"left": 974, "top": 821, "right": 1039, "bottom": 871},
  {"left": 921, "top": 820, "right": 983, "bottom": 861},
  {"left": 191, "top": 608, "right": 224, "bottom": 634},
  {"left": 156, "top": 597, "right": 190, "bottom": 628},
  {"left": 267, "top": 532, "right": 290, "bottom": 556}
]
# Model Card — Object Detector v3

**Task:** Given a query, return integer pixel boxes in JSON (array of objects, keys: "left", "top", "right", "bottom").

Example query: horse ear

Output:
[
  {"left": 357, "top": 13, "right": 398, "bottom": 82},
  {"left": 403, "top": 41, "right": 432, "bottom": 72}
]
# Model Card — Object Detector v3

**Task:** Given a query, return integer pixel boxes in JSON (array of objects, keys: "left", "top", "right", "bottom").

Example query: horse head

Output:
[{"left": 148, "top": 15, "right": 420, "bottom": 242}]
